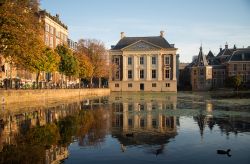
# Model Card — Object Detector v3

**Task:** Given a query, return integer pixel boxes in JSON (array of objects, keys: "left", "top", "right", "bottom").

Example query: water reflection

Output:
[
  {"left": 0, "top": 92, "right": 250, "bottom": 163},
  {"left": 110, "top": 93, "right": 178, "bottom": 148}
]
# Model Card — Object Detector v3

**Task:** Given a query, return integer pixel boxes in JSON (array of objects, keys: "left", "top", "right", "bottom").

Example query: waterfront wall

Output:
[{"left": 0, "top": 89, "right": 110, "bottom": 110}]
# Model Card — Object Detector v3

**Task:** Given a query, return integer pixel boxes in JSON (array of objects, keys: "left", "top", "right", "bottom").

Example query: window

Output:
[
  {"left": 45, "top": 34, "right": 49, "bottom": 46},
  {"left": 152, "top": 119, "right": 157, "bottom": 128},
  {"left": 128, "top": 57, "right": 132, "bottom": 65},
  {"left": 140, "top": 119, "right": 145, "bottom": 128},
  {"left": 243, "top": 74, "right": 247, "bottom": 82},
  {"left": 128, "top": 118, "right": 133, "bottom": 127},
  {"left": 165, "top": 69, "right": 170, "bottom": 79},
  {"left": 140, "top": 56, "right": 144, "bottom": 65},
  {"left": 200, "top": 68, "right": 204, "bottom": 76},
  {"left": 115, "top": 83, "right": 119, "bottom": 87},
  {"left": 165, "top": 56, "right": 170, "bottom": 65},
  {"left": 166, "top": 83, "right": 170, "bottom": 87},
  {"left": 128, "top": 104, "right": 133, "bottom": 111},
  {"left": 114, "top": 57, "right": 120, "bottom": 65},
  {"left": 152, "top": 83, "right": 157, "bottom": 87},
  {"left": 139, "top": 104, "right": 144, "bottom": 111},
  {"left": 194, "top": 70, "right": 197, "bottom": 75},
  {"left": 152, "top": 104, "right": 156, "bottom": 110},
  {"left": 234, "top": 64, "right": 237, "bottom": 71},
  {"left": 128, "top": 83, "right": 133, "bottom": 88},
  {"left": 140, "top": 70, "right": 144, "bottom": 79},
  {"left": 152, "top": 69, "right": 156, "bottom": 79},
  {"left": 56, "top": 31, "right": 60, "bottom": 38},
  {"left": 45, "top": 23, "right": 49, "bottom": 32},
  {"left": 56, "top": 38, "right": 60, "bottom": 47},
  {"left": 128, "top": 70, "right": 132, "bottom": 79},
  {"left": 49, "top": 36, "right": 53, "bottom": 48},
  {"left": 152, "top": 56, "right": 156, "bottom": 65},
  {"left": 115, "top": 71, "right": 119, "bottom": 79},
  {"left": 50, "top": 26, "right": 54, "bottom": 34},
  {"left": 243, "top": 64, "right": 246, "bottom": 71}
]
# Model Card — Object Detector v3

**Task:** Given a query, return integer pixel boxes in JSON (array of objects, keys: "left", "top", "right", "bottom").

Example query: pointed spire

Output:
[{"left": 195, "top": 45, "right": 208, "bottom": 66}]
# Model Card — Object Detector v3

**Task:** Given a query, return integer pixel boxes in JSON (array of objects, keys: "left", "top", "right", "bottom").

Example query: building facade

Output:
[
  {"left": 186, "top": 44, "right": 250, "bottom": 91},
  {"left": 191, "top": 46, "right": 213, "bottom": 91},
  {"left": 109, "top": 31, "right": 178, "bottom": 92}
]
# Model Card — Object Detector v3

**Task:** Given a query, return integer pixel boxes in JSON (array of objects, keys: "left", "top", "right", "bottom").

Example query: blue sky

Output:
[{"left": 41, "top": 0, "right": 250, "bottom": 62}]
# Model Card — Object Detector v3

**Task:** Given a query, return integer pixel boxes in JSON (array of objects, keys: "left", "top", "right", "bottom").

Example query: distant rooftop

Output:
[{"left": 39, "top": 10, "right": 68, "bottom": 30}]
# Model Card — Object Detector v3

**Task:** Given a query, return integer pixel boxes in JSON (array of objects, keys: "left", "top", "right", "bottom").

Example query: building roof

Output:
[
  {"left": 207, "top": 50, "right": 214, "bottom": 59},
  {"left": 39, "top": 10, "right": 68, "bottom": 30},
  {"left": 111, "top": 36, "right": 174, "bottom": 50},
  {"left": 193, "top": 46, "right": 208, "bottom": 66},
  {"left": 228, "top": 49, "right": 250, "bottom": 62}
]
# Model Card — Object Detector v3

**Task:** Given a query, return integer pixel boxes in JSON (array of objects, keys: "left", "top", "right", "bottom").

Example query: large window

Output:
[
  {"left": 140, "top": 56, "right": 144, "bottom": 65},
  {"left": 45, "top": 23, "right": 49, "bottom": 32},
  {"left": 140, "top": 70, "right": 144, "bottom": 79},
  {"left": 114, "top": 57, "right": 120, "bottom": 65},
  {"left": 128, "top": 57, "right": 132, "bottom": 65},
  {"left": 128, "top": 70, "right": 132, "bottom": 79},
  {"left": 165, "top": 69, "right": 170, "bottom": 79},
  {"left": 152, "top": 69, "right": 156, "bottom": 79},
  {"left": 165, "top": 56, "right": 170, "bottom": 65},
  {"left": 243, "top": 64, "right": 246, "bottom": 71},
  {"left": 152, "top": 56, "right": 156, "bottom": 65}
]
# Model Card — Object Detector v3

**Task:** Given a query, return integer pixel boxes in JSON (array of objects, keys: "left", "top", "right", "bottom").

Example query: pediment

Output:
[{"left": 122, "top": 40, "right": 161, "bottom": 51}]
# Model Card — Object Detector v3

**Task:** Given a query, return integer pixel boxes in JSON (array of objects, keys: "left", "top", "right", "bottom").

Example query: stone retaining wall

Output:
[{"left": 0, "top": 89, "right": 110, "bottom": 110}]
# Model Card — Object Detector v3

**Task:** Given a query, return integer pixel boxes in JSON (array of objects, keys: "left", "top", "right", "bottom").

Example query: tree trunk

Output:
[
  {"left": 90, "top": 77, "right": 93, "bottom": 88},
  {"left": 61, "top": 73, "right": 63, "bottom": 89},
  {"left": 36, "top": 71, "right": 40, "bottom": 89},
  {"left": 9, "top": 62, "right": 12, "bottom": 89},
  {"left": 98, "top": 77, "right": 101, "bottom": 88}
]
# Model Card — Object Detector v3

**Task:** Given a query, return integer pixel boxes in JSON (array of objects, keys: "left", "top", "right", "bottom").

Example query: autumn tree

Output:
[
  {"left": 77, "top": 39, "right": 108, "bottom": 87},
  {"left": 0, "top": 0, "right": 44, "bottom": 88},
  {"left": 73, "top": 51, "right": 93, "bottom": 87}
]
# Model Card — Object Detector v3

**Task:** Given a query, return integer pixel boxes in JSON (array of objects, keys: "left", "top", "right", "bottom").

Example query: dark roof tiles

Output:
[{"left": 112, "top": 36, "right": 173, "bottom": 50}]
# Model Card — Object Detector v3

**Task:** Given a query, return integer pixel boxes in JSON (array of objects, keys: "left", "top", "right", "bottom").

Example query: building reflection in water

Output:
[{"left": 110, "top": 93, "right": 179, "bottom": 154}]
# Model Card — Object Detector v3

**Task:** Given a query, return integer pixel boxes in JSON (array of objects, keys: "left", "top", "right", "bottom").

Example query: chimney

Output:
[
  {"left": 225, "top": 42, "right": 228, "bottom": 49},
  {"left": 160, "top": 31, "right": 164, "bottom": 37},
  {"left": 120, "top": 32, "right": 125, "bottom": 39},
  {"left": 220, "top": 46, "right": 222, "bottom": 52}
]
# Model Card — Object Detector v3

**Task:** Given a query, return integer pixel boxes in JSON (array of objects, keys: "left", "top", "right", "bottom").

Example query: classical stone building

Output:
[{"left": 109, "top": 31, "right": 178, "bottom": 92}]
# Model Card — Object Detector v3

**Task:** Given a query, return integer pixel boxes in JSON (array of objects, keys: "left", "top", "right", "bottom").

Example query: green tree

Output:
[
  {"left": 26, "top": 123, "right": 60, "bottom": 147},
  {"left": 0, "top": 0, "right": 43, "bottom": 88},
  {"left": 232, "top": 75, "right": 242, "bottom": 92},
  {"left": 56, "top": 45, "right": 79, "bottom": 88},
  {"left": 26, "top": 47, "right": 60, "bottom": 88}
]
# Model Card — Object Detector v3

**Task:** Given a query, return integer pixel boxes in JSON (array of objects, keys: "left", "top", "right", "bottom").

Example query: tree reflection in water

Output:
[{"left": 0, "top": 101, "right": 108, "bottom": 164}]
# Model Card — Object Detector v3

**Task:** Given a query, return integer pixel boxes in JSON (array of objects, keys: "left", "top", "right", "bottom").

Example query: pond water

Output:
[{"left": 0, "top": 92, "right": 250, "bottom": 164}]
